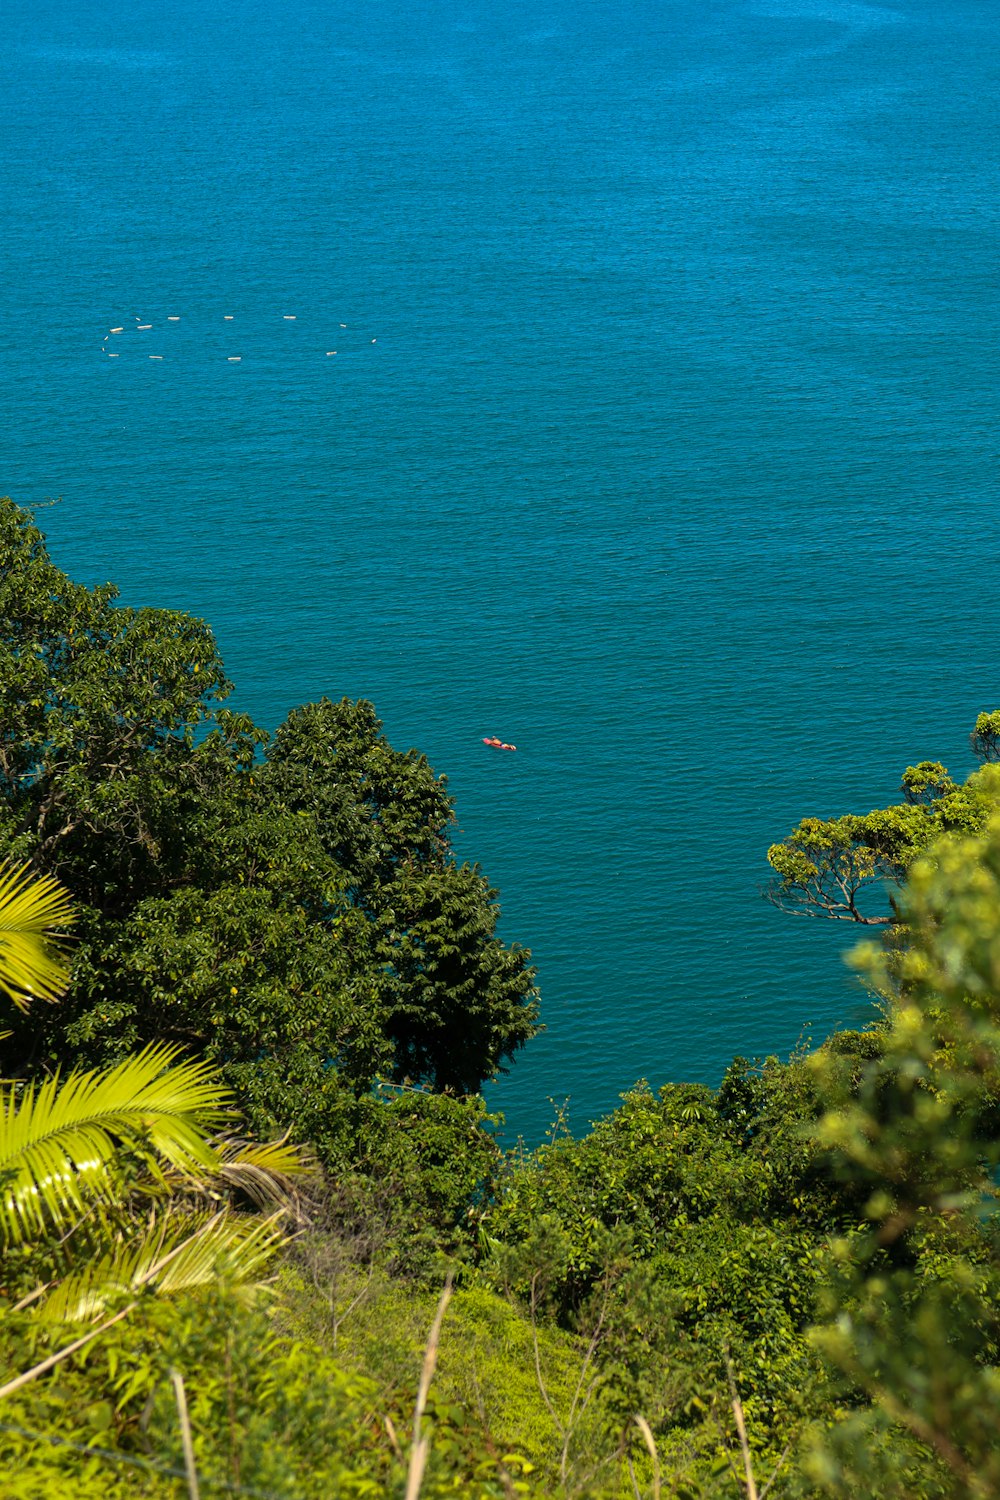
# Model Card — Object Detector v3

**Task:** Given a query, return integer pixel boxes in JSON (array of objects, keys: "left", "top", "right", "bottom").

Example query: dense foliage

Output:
[
  {"left": 3, "top": 496, "right": 1000, "bottom": 1497},
  {"left": 0, "top": 498, "right": 539, "bottom": 1131},
  {"left": 767, "top": 754, "right": 994, "bottom": 925}
]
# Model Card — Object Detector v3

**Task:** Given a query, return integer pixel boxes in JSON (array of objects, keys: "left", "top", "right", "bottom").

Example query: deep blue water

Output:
[{"left": 2, "top": 0, "right": 997, "bottom": 1142}]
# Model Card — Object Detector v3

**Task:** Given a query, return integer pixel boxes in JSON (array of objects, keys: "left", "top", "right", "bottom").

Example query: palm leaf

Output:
[
  {"left": 0, "top": 1044, "right": 231, "bottom": 1245},
  {"left": 155, "top": 1135, "right": 313, "bottom": 1219},
  {"left": 211, "top": 1134, "right": 313, "bottom": 1211},
  {"left": 36, "top": 1208, "right": 286, "bottom": 1323},
  {"left": 0, "top": 861, "right": 75, "bottom": 1009}
]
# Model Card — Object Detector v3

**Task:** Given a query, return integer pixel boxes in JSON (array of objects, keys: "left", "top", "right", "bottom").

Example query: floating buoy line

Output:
[{"left": 98, "top": 311, "right": 380, "bottom": 364}]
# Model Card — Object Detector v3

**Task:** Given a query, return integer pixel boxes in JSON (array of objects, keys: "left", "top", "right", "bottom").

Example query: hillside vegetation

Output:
[{"left": 2, "top": 497, "right": 999, "bottom": 1498}]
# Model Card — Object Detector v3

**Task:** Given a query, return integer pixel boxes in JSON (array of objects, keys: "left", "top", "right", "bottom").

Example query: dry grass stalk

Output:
[
  {"left": 171, "top": 1368, "right": 200, "bottom": 1500},
  {"left": 726, "top": 1359, "right": 759, "bottom": 1500},
  {"left": 634, "top": 1413, "right": 661, "bottom": 1500},
  {"left": 404, "top": 1277, "right": 454, "bottom": 1500}
]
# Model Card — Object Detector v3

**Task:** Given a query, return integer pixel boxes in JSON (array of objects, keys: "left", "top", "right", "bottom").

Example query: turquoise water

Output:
[{"left": 2, "top": 0, "right": 997, "bottom": 1141}]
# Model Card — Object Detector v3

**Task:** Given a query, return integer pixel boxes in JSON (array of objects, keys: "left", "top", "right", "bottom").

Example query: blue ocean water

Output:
[{"left": 1, "top": 0, "right": 997, "bottom": 1142}]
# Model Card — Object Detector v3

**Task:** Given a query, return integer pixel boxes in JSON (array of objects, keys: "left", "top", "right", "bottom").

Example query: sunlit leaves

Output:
[
  {"left": 1, "top": 1044, "right": 227, "bottom": 1246},
  {"left": 972, "top": 711, "right": 1000, "bottom": 765},
  {"left": 0, "top": 860, "right": 74, "bottom": 1009},
  {"left": 767, "top": 751, "right": 999, "bottom": 924},
  {"left": 36, "top": 1209, "right": 286, "bottom": 1324},
  {"left": 1, "top": 1036, "right": 312, "bottom": 1333},
  {"left": 804, "top": 793, "right": 1000, "bottom": 1494}
]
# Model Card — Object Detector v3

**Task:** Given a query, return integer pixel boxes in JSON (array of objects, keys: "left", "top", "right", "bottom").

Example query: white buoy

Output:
[
  {"left": 371, "top": 338, "right": 377, "bottom": 343},
  {"left": 149, "top": 354, "right": 163, "bottom": 360},
  {"left": 227, "top": 356, "right": 242, "bottom": 362},
  {"left": 110, "top": 327, "right": 124, "bottom": 334},
  {"left": 107, "top": 352, "right": 119, "bottom": 358},
  {"left": 224, "top": 315, "right": 234, "bottom": 320},
  {"left": 168, "top": 316, "right": 180, "bottom": 321},
  {"left": 283, "top": 315, "right": 296, "bottom": 320},
  {"left": 339, "top": 323, "right": 347, "bottom": 328},
  {"left": 137, "top": 324, "right": 152, "bottom": 330},
  {"left": 326, "top": 350, "right": 336, "bottom": 356}
]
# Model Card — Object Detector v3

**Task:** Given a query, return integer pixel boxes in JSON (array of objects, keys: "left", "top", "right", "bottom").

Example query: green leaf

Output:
[
  {"left": 0, "top": 1043, "right": 229, "bottom": 1245},
  {"left": 0, "top": 860, "right": 74, "bottom": 1009}
]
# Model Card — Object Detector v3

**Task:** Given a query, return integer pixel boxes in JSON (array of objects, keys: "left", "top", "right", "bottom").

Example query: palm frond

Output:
[
  {"left": 36, "top": 1209, "right": 287, "bottom": 1323},
  {"left": 0, "top": 861, "right": 75, "bottom": 1009},
  {"left": 157, "top": 1134, "right": 313, "bottom": 1216},
  {"left": 213, "top": 1134, "right": 314, "bottom": 1211},
  {"left": 0, "top": 1044, "right": 231, "bottom": 1245}
]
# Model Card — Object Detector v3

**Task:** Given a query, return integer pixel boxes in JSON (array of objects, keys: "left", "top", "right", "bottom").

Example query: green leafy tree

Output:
[
  {"left": 487, "top": 1076, "right": 858, "bottom": 1477},
  {"left": 0, "top": 498, "right": 539, "bottom": 1114},
  {"left": 971, "top": 711, "right": 1000, "bottom": 764},
  {"left": 767, "top": 746, "right": 996, "bottom": 925},
  {"left": 0, "top": 498, "right": 247, "bottom": 906},
  {"left": 802, "top": 776, "right": 1000, "bottom": 1497},
  {"left": 263, "top": 698, "right": 540, "bottom": 1093}
]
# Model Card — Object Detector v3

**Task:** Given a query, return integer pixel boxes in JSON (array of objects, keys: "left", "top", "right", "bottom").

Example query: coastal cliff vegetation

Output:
[{"left": 2, "top": 496, "right": 1000, "bottom": 1497}]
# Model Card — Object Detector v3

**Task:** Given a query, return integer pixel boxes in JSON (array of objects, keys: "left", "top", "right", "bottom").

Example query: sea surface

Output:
[{"left": 1, "top": 0, "right": 997, "bottom": 1143}]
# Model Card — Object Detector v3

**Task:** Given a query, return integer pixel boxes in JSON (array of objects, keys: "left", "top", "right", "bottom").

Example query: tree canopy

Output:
[
  {"left": 14, "top": 490, "right": 1000, "bottom": 1496},
  {"left": 766, "top": 745, "right": 998, "bottom": 925},
  {"left": 799, "top": 787, "right": 1000, "bottom": 1497},
  {"left": 0, "top": 498, "right": 539, "bottom": 1129},
  {"left": 3, "top": 585, "right": 1000, "bottom": 1498}
]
